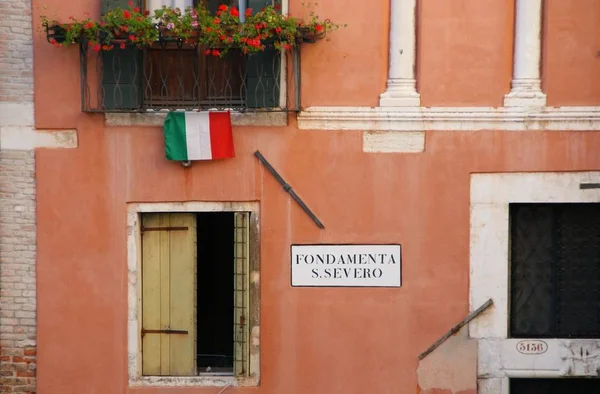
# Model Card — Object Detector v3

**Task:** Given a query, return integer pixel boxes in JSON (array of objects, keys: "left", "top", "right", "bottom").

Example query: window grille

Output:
[
  {"left": 509, "top": 203, "right": 600, "bottom": 338},
  {"left": 233, "top": 212, "right": 250, "bottom": 376}
]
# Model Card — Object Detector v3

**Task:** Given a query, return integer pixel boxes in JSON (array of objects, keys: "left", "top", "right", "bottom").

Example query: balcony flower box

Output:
[{"left": 41, "top": 1, "right": 342, "bottom": 53}]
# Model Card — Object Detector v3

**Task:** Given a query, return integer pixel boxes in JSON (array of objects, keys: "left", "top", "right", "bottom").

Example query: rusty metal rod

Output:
[
  {"left": 254, "top": 150, "right": 324, "bottom": 229},
  {"left": 418, "top": 299, "right": 493, "bottom": 360}
]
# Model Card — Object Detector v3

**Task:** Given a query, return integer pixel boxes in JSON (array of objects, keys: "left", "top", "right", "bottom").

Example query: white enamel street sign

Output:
[{"left": 291, "top": 244, "right": 402, "bottom": 287}]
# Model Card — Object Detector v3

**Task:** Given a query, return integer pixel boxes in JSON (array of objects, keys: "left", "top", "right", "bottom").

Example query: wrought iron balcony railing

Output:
[{"left": 78, "top": 40, "right": 300, "bottom": 113}]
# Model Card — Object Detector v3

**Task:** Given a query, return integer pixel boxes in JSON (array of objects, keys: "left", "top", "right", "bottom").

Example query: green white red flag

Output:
[{"left": 164, "top": 111, "right": 235, "bottom": 161}]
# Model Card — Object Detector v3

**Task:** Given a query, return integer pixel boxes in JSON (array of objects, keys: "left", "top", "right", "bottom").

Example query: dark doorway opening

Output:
[
  {"left": 510, "top": 378, "right": 600, "bottom": 393},
  {"left": 196, "top": 212, "right": 234, "bottom": 373}
]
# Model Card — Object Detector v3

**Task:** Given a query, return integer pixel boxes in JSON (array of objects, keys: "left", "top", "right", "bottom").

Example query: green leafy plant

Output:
[
  {"left": 41, "top": 14, "right": 100, "bottom": 48},
  {"left": 101, "top": 1, "right": 158, "bottom": 47},
  {"left": 40, "top": 0, "right": 344, "bottom": 53},
  {"left": 154, "top": 6, "right": 203, "bottom": 40},
  {"left": 240, "top": 5, "right": 297, "bottom": 53},
  {"left": 297, "top": 2, "right": 344, "bottom": 43}
]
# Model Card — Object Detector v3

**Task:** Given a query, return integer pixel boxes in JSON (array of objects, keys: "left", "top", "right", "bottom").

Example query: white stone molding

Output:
[
  {"left": 106, "top": 111, "right": 287, "bottom": 127},
  {"left": 504, "top": 0, "right": 546, "bottom": 107},
  {"left": 297, "top": 106, "right": 600, "bottom": 131},
  {"left": 469, "top": 172, "right": 600, "bottom": 394},
  {"left": 0, "top": 103, "right": 78, "bottom": 150},
  {"left": 363, "top": 131, "right": 424, "bottom": 153},
  {"left": 379, "top": 0, "right": 420, "bottom": 107}
]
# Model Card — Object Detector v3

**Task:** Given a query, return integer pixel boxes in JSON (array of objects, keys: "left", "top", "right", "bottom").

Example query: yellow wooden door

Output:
[{"left": 142, "top": 213, "right": 196, "bottom": 376}]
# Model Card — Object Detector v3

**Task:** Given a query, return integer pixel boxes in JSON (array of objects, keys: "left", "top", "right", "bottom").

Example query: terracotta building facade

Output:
[{"left": 2, "top": 0, "right": 600, "bottom": 393}]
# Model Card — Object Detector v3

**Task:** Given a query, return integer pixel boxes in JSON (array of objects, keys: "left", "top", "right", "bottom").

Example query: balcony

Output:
[{"left": 77, "top": 40, "right": 301, "bottom": 113}]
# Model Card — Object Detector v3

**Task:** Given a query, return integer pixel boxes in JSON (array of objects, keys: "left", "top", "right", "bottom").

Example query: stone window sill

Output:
[
  {"left": 129, "top": 375, "right": 258, "bottom": 388},
  {"left": 105, "top": 111, "right": 288, "bottom": 127}
]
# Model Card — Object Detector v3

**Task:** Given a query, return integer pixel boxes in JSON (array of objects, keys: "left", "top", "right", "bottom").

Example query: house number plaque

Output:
[{"left": 516, "top": 340, "right": 548, "bottom": 355}]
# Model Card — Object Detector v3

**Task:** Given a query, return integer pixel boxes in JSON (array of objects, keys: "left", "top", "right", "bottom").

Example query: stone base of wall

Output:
[{"left": 0, "top": 150, "right": 36, "bottom": 393}]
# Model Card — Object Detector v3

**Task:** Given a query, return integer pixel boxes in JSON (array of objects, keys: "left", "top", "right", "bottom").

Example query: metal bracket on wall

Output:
[
  {"left": 254, "top": 150, "right": 325, "bottom": 229},
  {"left": 418, "top": 299, "right": 493, "bottom": 360},
  {"left": 580, "top": 183, "right": 600, "bottom": 190}
]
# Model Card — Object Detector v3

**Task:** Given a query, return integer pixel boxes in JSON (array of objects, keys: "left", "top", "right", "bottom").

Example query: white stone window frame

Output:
[
  {"left": 127, "top": 201, "right": 260, "bottom": 387},
  {"left": 470, "top": 172, "right": 600, "bottom": 394}
]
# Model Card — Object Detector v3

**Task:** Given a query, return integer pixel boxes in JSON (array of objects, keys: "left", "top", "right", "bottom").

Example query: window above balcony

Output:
[{"left": 81, "top": 42, "right": 295, "bottom": 113}]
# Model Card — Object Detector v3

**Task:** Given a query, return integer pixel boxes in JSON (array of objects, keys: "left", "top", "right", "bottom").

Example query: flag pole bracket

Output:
[{"left": 254, "top": 150, "right": 325, "bottom": 229}]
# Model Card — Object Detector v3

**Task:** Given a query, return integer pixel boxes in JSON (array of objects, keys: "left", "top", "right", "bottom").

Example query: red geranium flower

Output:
[
  {"left": 275, "top": 27, "right": 282, "bottom": 34},
  {"left": 211, "top": 49, "right": 220, "bottom": 56},
  {"left": 84, "top": 22, "right": 94, "bottom": 29},
  {"left": 123, "top": 10, "right": 131, "bottom": 19},
  {"left": 120, "top": 42, "right": 126, "bottom": 49},
  {"left": 121, "top": 25, "right": 129, "bottom": 32},
  {"left": 205, "top": 27, "right": 212, "bottom": 32},
  {"left": 315, "top": 24, "right": 323, "bottom": 32},
  {"left": 128, "top": 1, "right": 134, "bottom": 6},
  {"left": 204, "top": 49, "right": 211, "bottom": 55},
  {"left": 143, "top": 10, "right": 150, "bottom": 16},
  {"left": 230, "top": 7, "right": 239, "bottom": 16},
  {"left": 245, "top": 8, "right": 252, "bottom": 17},
  {"left": 218, "top": 4, "right": 228, "bottom": 11},
  {"left": 129, "top": 35, "right": 136, "bottom": 41},
  {"left": 213, "top": 17, "right": 220, "bottom": 24},
  {"left": 92, "top": 42, "right": 101, "bottom": 52},
  {"left": 275, "top": 4, "right": 281, "bottom": 10},
  {"left": 102, "top": 45, "right": 109, "bottom": 50},
  {"left": 133, "top": 7, "right": 140, "bottom": 12},
  {"left": 283, "top": 43, "right": 291, "bottom": 50}
]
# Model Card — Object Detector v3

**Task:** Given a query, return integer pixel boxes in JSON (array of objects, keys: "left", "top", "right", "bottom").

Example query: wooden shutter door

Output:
[
  {"left": 142, "top": 213, "right": 196, "bottom": 376},
  {"left": 100, "top": 0, "right": 143, "bottom": 110}
]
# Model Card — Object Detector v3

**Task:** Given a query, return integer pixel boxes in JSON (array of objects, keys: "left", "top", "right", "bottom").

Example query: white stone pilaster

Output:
[
  {"left": 379, "top": 0, "right": 420, "bottom": 107},
  {"left": 504, "top": 0, "right": 546, "bottom": 107}
]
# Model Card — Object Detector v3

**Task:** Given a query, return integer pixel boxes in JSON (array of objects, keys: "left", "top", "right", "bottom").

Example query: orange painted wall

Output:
[
  {"left": 35, "top": 123, "right": 600, "bottom": 394},
  {"left": 31, "top": 0, "right": 600, "bottom": 393},
  {"left": 418, "top": 0, "right": 514, "bottom": 107},
  {"left": 544, "top": 0, "right": 600, "bottom": 106}
]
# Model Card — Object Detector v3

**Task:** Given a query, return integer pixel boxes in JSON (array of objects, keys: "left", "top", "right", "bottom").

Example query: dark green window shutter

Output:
[
  {"left": 246, "top": 0, "right": 280, "bottom": 109},
  {"left": 100, "top": 0, "right": 142, "bottom": 110}
]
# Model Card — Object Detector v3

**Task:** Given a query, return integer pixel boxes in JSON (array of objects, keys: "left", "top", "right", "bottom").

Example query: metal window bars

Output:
[
  {"left": 233, "top": 212, "right": 250, "bottom": 376},
  {"left": 78, "top": 40, "right": 301, "bottom": 112},
  {"left": 509, "top": 203, "right": 600, "bottom": 338}
]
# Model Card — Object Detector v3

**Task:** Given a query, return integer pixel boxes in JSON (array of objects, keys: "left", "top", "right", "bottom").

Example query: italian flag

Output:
[{"left": 164, "top": 111, "right": 235, "bottom": 161}]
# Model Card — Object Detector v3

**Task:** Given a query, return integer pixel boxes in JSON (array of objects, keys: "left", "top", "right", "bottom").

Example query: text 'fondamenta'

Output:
[{"left": 291, "top": 245, "right": 401, "bottom": 287}]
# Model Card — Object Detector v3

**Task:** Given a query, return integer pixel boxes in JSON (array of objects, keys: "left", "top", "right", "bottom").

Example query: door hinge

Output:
[
  {"left": 141, "top": 328, "right": 188, "bottom": 337},
  {"left": 141, "top": 226, "right": 189, "bottom": 233}
]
